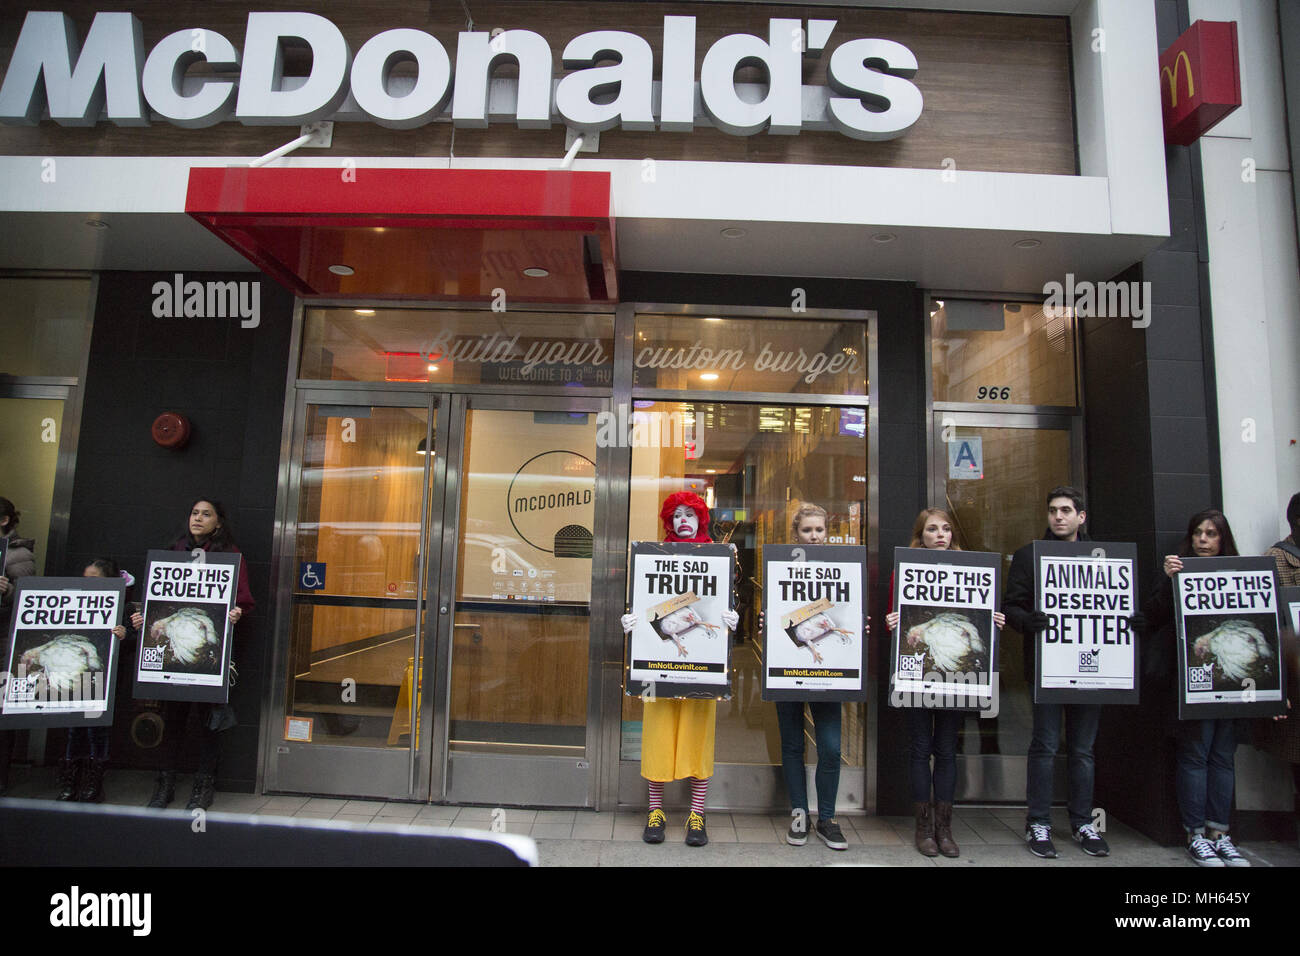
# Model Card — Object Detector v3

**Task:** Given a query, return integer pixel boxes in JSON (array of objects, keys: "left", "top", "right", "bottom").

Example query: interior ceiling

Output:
[{"left": 0, "top": 208, "right": 1161, "bottom": 297}]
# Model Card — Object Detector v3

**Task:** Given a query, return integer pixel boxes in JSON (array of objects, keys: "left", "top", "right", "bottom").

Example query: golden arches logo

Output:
[{"left": 1162, "top": 50, "right": 1195, "bottom": 107}]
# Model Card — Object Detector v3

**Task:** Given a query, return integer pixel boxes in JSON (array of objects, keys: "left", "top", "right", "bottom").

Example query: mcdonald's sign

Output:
[{"left": 1160, "top": 20, "right": 1241, "bottom": 146}]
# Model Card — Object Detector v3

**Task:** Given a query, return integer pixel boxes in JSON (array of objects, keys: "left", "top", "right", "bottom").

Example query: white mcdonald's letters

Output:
[{"left": 0, "top": 11, "right": 923, "bottom": 140}]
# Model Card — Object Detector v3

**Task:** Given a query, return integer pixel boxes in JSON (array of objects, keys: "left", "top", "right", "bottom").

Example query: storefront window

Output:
[
  {"left": 0, "top": 397, "right": 63, "bottom": 576},
  {"left": 0, "top": 277, "right": 95, "bottom": 378},
  {"left": 299, "top": 307, "right": 614, "bottom": 388},
  {"left": 634, "top": 314, "right": 866, "bottom": 395},
  {"left": 930, "top": 298, "right": 1076, "bottom": 407},
  {"left": 621, "top": 401, "right": 868, "bottom": 778}
]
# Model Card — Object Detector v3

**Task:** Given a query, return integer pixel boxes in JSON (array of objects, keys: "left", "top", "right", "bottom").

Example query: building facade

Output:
[{"left": 0, "top": 0, "right": 1296, "bottom": 842}]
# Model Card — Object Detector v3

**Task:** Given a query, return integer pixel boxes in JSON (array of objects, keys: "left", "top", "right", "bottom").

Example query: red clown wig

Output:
[{"left": 660, "top": 491, "right": 712, "bottom": 543}]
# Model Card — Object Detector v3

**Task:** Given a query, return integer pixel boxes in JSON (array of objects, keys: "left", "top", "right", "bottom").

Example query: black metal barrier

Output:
[{"left": 0, "top": 798, "right": 536, "bottom": 867}]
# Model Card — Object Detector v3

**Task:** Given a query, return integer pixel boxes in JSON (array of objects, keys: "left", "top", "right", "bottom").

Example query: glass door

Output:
[
  {"left": 931, "top": 411, "right": 1083, "bottom": 801},
  {"left": 429, "top": 394, "right": 610, "bottom": 807},
  {"left": 267, "top": 392, "right": 444, "bottom": 801}
]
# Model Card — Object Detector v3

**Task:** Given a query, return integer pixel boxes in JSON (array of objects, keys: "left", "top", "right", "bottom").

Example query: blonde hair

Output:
[
  {"left": 790, "top": 503, "right": 828, "bottom": 538},
  {"left": 909, "top": 508, "right": 962, "bottom": 550}
]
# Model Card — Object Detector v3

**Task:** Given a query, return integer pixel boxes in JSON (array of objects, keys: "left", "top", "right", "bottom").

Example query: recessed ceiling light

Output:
[
  {"left": 329, "top": 264, "right": 355, "bottom": 276},
  {"left": 1013, "top": 238, "right": 1041, "bottom": 249},
  {"left": 871, "top": 233, "right": 896, "bottom": 243},
  {"left": 706, "top": 469, "right": 717, "bottom": 474},
  {"left": 523, "top": 267, "right": 549, "bottom": 278},
  {"left": 84, "top": 218, "right": 110, "bottom": 229},
  {"left": 700, "top": 372, "right": 719, "bottom": 381},
  {"left": 720, "top": 227, "right": 747, "bottom": 239},
  {"left": 428, "top": 365, "right": 438, "bottom": 372},
  {"left": 704, "top": 317, "right": 722, "bottom": 322},
  {"left": 354, "top": 309, "right": 375, "bottom": 316}
]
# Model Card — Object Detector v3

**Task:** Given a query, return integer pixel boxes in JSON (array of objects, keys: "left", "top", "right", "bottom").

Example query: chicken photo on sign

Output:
[
  {"left": 1186, "top": 618, "right": 1278, "bottom": 691},
  {"left": 1174, "top": 555, "right": 1286, "bottom": 719},
  {"left": 902, "top": 610, "right": 988, "bottom": 675},
  {"left": 648, "top": 593, "right": 721, "bottom": 657}
]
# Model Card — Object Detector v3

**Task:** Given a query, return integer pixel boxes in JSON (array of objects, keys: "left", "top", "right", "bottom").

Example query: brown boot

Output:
[
  {"left": 914, "top": 801, "right": 939, "bottom": 856},
  {"left": 934, "top": 801, "right": 960, "bottom": 858}
]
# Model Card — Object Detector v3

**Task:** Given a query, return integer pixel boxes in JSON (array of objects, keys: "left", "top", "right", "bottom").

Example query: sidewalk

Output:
[{"left": 7, "top": 766, "right": 1299, "bottom": 867}]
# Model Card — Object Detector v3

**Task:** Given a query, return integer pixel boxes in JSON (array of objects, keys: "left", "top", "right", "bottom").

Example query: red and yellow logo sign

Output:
[{"left": 1159, "top": 21, "right": 1240, "bottom": 146}]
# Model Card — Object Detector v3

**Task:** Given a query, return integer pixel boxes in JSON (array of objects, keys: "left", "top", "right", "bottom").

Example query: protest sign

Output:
[
  {"left": 889, "top": 547, "right": 999, "bottom": 710},
  {"left": 1174, "top": 556, "right": 1285, "bottom": 719},
  {"left": 133, "top": 550, "right": 239, "bottom": 703},
  {"left": 0, "top": 576, "right": 125, "bottom": 727},
  {"left": 762, "top": 545, "right": 866, "bottom": 702},
  {"left": 625, "top": 542, "right": 733, "bottom": 699},
  {"left": 1033, "top": 541, "right": 1139, "bottom": 704}
]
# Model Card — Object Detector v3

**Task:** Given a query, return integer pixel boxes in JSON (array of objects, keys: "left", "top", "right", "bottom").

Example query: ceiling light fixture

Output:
[{"left": 328, "top": 264, "right": 355, "bottom": 276}]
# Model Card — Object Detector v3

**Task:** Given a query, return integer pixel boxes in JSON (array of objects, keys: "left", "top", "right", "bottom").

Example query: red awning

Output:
[{"left": 185, "top": 167, "right": 616, "bottom": 303}]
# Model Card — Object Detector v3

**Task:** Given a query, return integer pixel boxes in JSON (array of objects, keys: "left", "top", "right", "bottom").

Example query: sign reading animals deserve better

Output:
[{"left": 1033, "top": 541, "right": 1138, "bottom": 705}]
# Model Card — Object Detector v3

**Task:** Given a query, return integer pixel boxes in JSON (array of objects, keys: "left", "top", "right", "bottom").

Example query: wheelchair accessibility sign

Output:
[{"left": 299, "top": 562, "right": 326, "bottom": 591}]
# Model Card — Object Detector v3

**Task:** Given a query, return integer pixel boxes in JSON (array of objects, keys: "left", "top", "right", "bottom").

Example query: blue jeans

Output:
[
  {"left": 1175, "top": 718, "right": 1236, "bottom": 834},
  {"left": 64, "top": 725, "right": 111, "bottom": 761},
  {"left": 1026, "top": 702, "right": 1101, "bottom": 830},
  {"left": 776, "top": 701, "right": 841, "bottom": 820},
  {"left": 906, "top": 708, "right": 962, "bottom": 803}
]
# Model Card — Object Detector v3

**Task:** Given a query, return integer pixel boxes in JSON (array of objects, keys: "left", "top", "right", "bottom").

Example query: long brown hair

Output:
[
  {"left": 908, "top": 508, "right": 963, "bottom": 550},
  {"left": 1176, "top": 509, "right": 1238, "bottom": 558}
]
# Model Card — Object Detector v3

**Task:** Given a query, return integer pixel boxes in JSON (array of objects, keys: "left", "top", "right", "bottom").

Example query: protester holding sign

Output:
[
  {"left": 887, "top": 508, "right": 1003, "bottom": 858},
  {"left": 0, "top": 495, "right": 35, "bottom": 796},
  {"left": 1003, "top": 486, "right": 1112, "bottom": 859},
  {"left": 1145, "top": 509, "right": 1272, "bottom": 867},
  {"left": 755, "top": 504, "right": 859, "bottom": 850},
  {"left": 1257, "top": 492, "right": 1300, "bottom": 844},
  {"left": 130, "top": 498, "right": 254, "bottom": 811},
  {"left": 622, "top": 492, "right": 738, "bottom": 847},
  {"left": 55, "top": 559, "right": 135, "bottom": 803}
]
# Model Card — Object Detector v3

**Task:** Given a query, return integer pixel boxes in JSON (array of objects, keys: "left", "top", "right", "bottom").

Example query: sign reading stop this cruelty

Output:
[
  {"left": 133, "top": 550, "right": 239, "bottom": 704},
  {"left": 1033, "top": 541, "right": 1139, "bottom": 705},
  {"left": 1173, "top": 556, "right": 1285, "bottom": 720},
  {"left": 625, "top": 542, "right": 733, "bottom": 700},
  {"left": 762, "top": 544, "right": 866, "bottom": 703},
  {"left": 889, "top": 547, "right": 999, "bottom": 711},
  {"left": 0, "top": 576, "right": 125, "bottom": 729}
]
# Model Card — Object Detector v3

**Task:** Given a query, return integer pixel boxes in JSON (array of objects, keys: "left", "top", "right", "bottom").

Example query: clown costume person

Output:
[{"left": 622, "top": 491, "right": 739, "bottom": 847}]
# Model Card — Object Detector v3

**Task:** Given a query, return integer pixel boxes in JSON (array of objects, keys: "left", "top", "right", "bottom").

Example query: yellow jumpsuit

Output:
[{"left": 641, "top": 698, "right": 716, "bottom": 782}]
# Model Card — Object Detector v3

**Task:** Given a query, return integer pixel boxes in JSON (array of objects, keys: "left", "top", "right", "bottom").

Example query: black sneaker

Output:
[
  {"left": 1210, "top": 833, "right": 1250, "bottom": 868},
  {"left": 685, "top": 810, "right": 708, "bottom": 847},
  {"left": 1025, "top": 823, "right": 1058, "bottom": 858},
  {"left": 1187, "top": 835, "right": 1225, "bottom": 867},
  {"left": 815, "top": 818, "right": 848, "bottom": 850},
  {"left": 1072, "top": 823, "right": 1110, "bottom": 857},
  {"left": 787, "top": 809, "right": 808, "bottom": 846},
  {"left": 642, "top": 808, "right": 666, "bottom": 844}
]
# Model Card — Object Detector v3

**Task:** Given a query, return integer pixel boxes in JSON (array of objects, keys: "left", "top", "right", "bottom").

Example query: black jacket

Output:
[{"left": 1002, "top": 528, "right": 1091, "bottom": 679}]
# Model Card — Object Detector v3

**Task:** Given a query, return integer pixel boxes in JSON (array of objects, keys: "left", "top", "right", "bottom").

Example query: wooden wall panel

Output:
[{"left": 0, "top": 1, "right": 1075, "bottom": 173}]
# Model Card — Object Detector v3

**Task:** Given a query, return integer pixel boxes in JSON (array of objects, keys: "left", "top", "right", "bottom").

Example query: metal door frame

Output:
[
  {"left": 261, "top": 387, "right": 448, "bottom": 801},
  {"left": 429, "top": 392, "right": 613, "bottom": 807},
  {"left": 927, "top": 410, "right": 1084, "bottom": 802}
]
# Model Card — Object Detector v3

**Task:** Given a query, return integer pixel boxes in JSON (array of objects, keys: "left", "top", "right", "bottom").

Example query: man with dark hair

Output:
[
  {"left": 1002, "top": 485, "right": 1110, "bottom": 859},
  {"left": 1266, "top": 492, "right": 1300, "bottom": 588}
]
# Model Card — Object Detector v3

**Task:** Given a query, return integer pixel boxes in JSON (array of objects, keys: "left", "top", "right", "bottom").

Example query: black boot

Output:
[
  {"left": 56, "top": 758, "right": 81, "bottom": 801},
  {"left": 186, "top": 772, "right": 215, "bottom": 810},
  {"left": 146, "top": 771, "right": 176, "bottom": 808},
  {"left": 77, "top": 758, "right": 108, "bottom": 803}
]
